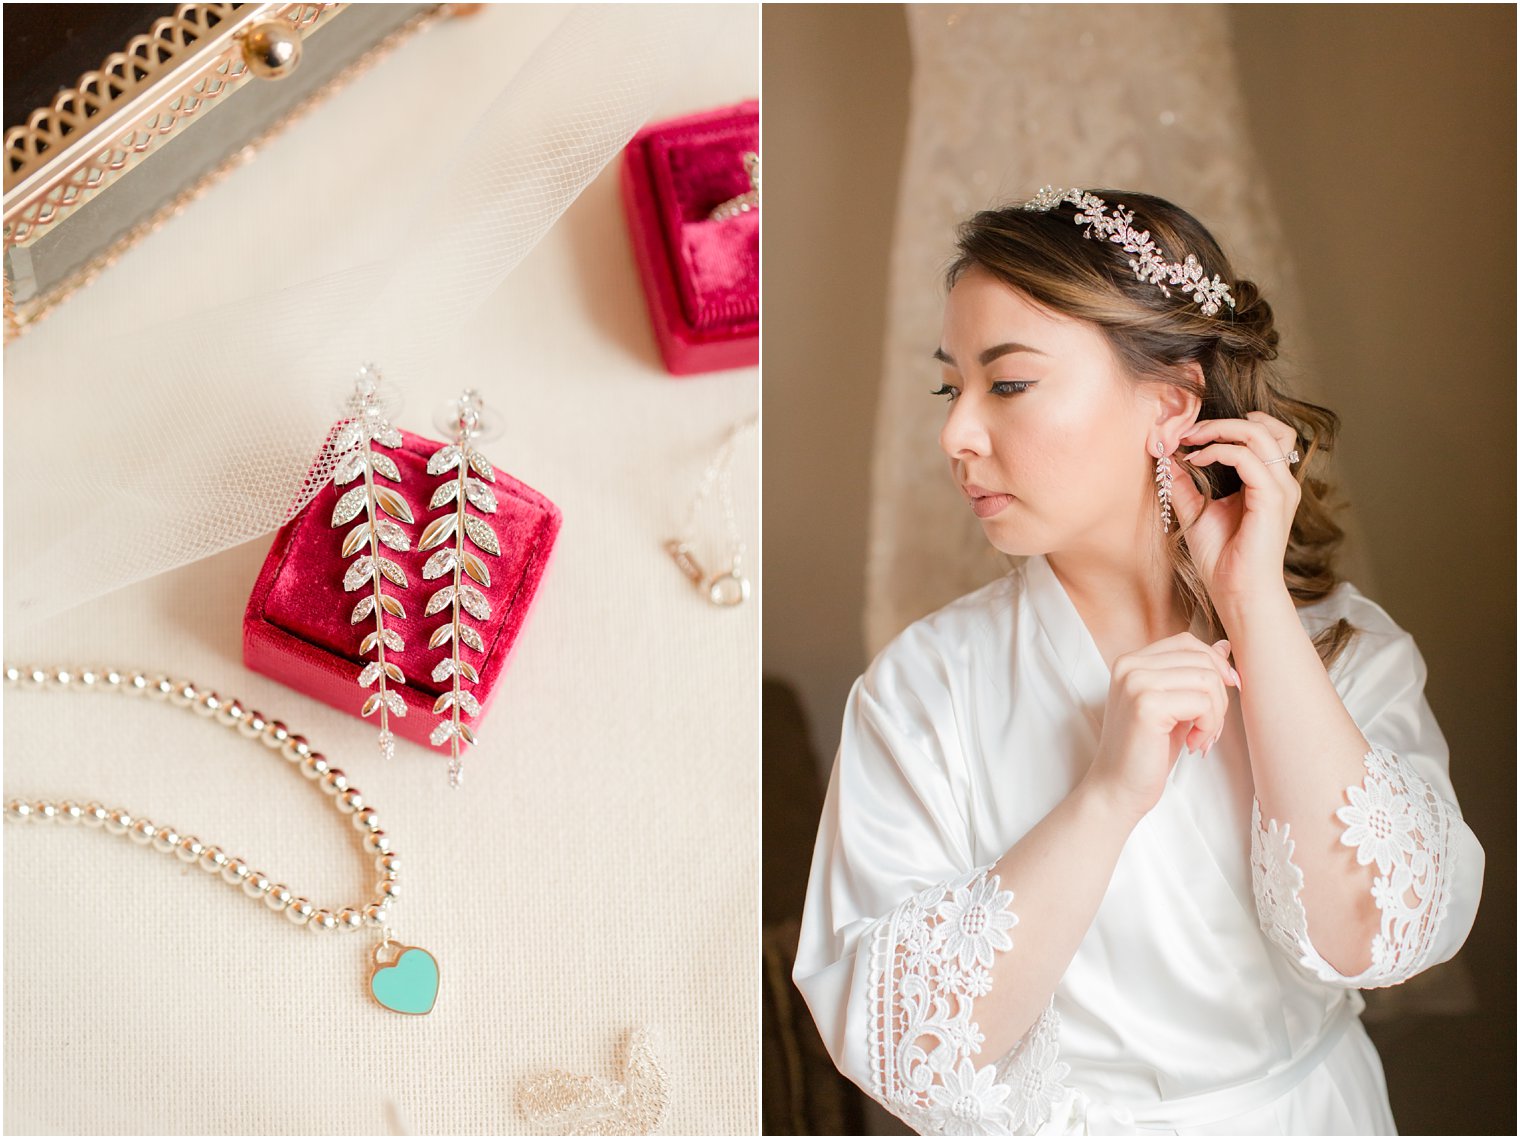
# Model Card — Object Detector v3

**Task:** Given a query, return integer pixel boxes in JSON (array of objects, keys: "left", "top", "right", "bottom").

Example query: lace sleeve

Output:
[
  {"left": 865, "top": 863, "right": 1072, "bottom": 1135},
  {"left": 1250, "top": 743, "right": 1459, "bottom": 987}
]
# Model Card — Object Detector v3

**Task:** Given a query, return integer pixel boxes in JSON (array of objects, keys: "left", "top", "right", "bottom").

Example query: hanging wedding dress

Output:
[{"left": 793, "top": 554, "right": 1484, "bottom": 1135}]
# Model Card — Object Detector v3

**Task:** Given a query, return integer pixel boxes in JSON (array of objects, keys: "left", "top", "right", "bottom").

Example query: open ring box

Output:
[
  {"left": 243, "top": 427, "right": 562, "bottom": 757},
  {"left": 621, "top": 99, "right": 759, "bottom": 375}
]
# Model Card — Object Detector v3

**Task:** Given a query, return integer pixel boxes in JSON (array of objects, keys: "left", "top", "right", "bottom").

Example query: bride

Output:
[{"left": 791, "top": 187, "right": 1485, "bottom": 1135}]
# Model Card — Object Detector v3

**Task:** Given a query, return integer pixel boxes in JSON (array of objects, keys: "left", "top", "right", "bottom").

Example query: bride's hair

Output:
[{"left": 945, "top": 190, "right": 1354, "bottom": 668}]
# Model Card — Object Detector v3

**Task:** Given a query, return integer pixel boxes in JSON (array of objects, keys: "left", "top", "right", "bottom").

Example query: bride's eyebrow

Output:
[{"left": 932, "top": 342, "right": 1050, "bottom": 367}]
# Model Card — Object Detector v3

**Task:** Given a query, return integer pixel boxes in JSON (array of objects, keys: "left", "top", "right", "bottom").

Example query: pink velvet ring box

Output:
[
  {"left": 621, "top": 99, "right": 759, "bottom": 376},
  {"left": 243, "top": 427, "right": 561, "bottom": 755}
]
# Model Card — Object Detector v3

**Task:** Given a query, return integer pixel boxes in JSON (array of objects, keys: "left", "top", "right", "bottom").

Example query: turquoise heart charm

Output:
[{"left": 369, "top": 944, "right": 439, "bottom": 1015}]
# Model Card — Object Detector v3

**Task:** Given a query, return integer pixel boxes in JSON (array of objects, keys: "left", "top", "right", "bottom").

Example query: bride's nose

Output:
[{"left": 940, "top": 396, "right": 990, "bottom": 460}]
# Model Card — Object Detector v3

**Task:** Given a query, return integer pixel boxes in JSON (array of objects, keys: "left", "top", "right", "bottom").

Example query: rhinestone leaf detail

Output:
[
  {"left": 376, "top": 520, "right": 410, "bottom": 552},
  {"left": 468, "top": 452, "right": 495, "bottom": 482},
  {"left": 463, "top": 516, "right": 500, "bottom": 557},
  {"left": 333, "top": 421, "right": 364, "bottom": 453},
  {"left": 329, "top": 376, "right": 412, "bottom": 749},
  {"left": 1155, "top": 452, "right": 1174, "bottom": 534},
  {"left": 427, "top": 446, "right": 461, "bottom": 476},
  {"left": 333, "top": 486, "right": 368, "bottom": 527},
  {"left": 344, "top": 556, "right": 375, "bottom": 593},
  {"left": 1020, "top": 186, "right": 1236, "bottom": 317},
  {"left": 423, "top": 549, "right": 457, "bottom": 580},
  {"left": 335, "top": 451, "right": 366, "bottom": 485},
  {"left": 459, "top": 583, "right": 490, "bottom": 621},
  {"left": 423, "top": 411, "right": 504, "bottom": 781},
  {"left": 464, "top": 478, "right": 497, "bottom": 513},
  {"left": 377, "top": 558, "right": 408, "bottom": 588}
]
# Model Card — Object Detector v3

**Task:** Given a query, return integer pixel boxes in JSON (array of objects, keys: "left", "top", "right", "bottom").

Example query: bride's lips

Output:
[{"left": 964, "top": 483, "right": 1014, "bottom": 519}]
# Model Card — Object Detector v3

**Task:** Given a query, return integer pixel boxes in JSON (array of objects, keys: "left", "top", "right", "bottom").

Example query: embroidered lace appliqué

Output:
[
  {"left": 1250, "top": 743, "right": 1455, "bottom": 985},
  {"left": 866, "top": 865, "right": 1071, "bottom": 1134}
]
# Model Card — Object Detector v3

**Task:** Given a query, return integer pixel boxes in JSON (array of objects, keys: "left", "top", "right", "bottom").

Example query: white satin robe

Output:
[{"left": 793, "top": 554, "right": 1484, "bottom": 1135}]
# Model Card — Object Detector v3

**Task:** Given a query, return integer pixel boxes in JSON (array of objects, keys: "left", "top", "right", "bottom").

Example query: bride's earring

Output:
[
  {"left": 330, "top": 363, "right": 414, "bottom": 761},
  {"left": 1154, "top": 440, "right": 1174, "bottom": 534},
  {"left": 419, "top": 389, "right": 500, "bottom": 790}
]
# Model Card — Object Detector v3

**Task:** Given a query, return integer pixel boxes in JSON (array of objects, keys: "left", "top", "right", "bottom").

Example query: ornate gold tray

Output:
[{"left": 3, "top": 3, "right": 472, "bottom": 344}]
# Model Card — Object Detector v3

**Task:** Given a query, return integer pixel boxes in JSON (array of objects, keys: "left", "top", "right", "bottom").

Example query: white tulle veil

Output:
[{"left": 4, "top": 4, "right": 713, "bottom": 629}]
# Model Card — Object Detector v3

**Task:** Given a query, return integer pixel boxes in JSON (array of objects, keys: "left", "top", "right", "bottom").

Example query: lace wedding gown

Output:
[{"left": 793, "top": 554, "right": 1484, "bottom": 1135}]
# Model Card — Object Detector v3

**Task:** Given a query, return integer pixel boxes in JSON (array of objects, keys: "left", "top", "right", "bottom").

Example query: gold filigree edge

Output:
[{"left": 3, "top": 5, "right": 450, "bottom": 345}]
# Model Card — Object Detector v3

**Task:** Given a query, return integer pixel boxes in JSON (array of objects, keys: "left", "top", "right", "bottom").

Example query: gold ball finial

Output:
[{"left": 240, "top": 21, "right": 302, "bottom": 80}]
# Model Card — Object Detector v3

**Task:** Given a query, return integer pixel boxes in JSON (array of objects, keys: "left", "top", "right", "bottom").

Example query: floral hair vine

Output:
[{"left": 1019, "top": 186, "right": 1236, "bottom": 317}]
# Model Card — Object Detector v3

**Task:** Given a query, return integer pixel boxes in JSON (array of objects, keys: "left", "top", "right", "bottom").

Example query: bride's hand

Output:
[
  {"left": 1086, "top": 633, "right": 1239, "bottom": 820},
  {"left": 1168, "top": 411, "right": 1302, "bottom": 611}
]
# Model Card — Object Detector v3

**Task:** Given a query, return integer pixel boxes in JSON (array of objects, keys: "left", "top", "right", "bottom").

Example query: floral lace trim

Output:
[
  {"left": 1249, "top": 802, "right": 1310, "bottom": 960},
  {"left": 866, "top": 865, "right": 1071, "bottom": 1134},
  {"left": 1250, "top": 743, "right": 1455, "bottom": 985},
  {"left": 515, "top": 1027, "right": 668, "bottom": 1135}
]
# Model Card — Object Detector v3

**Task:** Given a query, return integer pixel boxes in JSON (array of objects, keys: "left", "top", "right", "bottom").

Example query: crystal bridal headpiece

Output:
[{"left": 1020, "top": 186, "right": 1236, "bottom": 317}]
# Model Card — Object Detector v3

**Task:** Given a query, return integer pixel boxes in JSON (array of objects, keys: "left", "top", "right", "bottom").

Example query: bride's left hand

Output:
[{"left": 1168, "top": 411, "right": 1302, "bottom": 609}]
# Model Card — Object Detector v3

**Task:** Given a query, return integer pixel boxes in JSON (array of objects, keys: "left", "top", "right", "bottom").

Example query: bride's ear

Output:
[{"left": 1150, "top": 362, "right": 1204, "bottom": 445}]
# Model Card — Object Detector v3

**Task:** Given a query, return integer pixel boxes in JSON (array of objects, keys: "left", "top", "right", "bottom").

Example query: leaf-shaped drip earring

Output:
[
  {"left": 331, "top": 363, "right": 416, "bottom": 761},
  {"left": 420, "top": 389, "right": 500, "bottom": 789}
]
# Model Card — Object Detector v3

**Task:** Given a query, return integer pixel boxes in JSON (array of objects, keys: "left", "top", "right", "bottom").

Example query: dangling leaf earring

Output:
[
  {"left": 330, "top": 363, "right": 414, "bottom": 761},
  {"left": 421, "top": 389, "right": 500, "bottom": 789},
  {"left": 1154, "top": 440, "right": 1174, "bottom": 534}
]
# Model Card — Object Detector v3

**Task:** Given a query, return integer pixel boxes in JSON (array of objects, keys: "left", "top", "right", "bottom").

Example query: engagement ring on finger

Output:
[{"left": 1263, "top": 450, "right": 1300, "bottom": 466}]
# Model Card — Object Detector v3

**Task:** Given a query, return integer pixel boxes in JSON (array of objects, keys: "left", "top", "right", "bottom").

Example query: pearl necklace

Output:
[{"left": 2, "top": 664, "right": 440, "bottom": 1016}]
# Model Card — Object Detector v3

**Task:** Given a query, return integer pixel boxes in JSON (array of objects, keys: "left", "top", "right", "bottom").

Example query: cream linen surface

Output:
[
  {"left": 3, "top": 6, "right": 757, "bottom": 1135},
  {"left": 794, "top": 554, "right": 1483, "bottom": 1135}
]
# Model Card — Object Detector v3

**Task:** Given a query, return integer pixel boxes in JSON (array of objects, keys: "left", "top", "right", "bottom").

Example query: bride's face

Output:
[{"left": 936, "top": 266, "right": 1154, "bottom": 557}]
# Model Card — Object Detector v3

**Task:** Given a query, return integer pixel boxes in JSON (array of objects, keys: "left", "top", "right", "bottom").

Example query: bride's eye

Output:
[
  {"left": 930, "top": 384, "right": 958, "bottom": 402},
  {"left": 991, "top": 381, "right": 1035, "bottom": 396}
]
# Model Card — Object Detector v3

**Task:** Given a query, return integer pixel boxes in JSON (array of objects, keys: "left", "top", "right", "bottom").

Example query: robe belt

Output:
[{"left": 1072, "top": 994, "right": 1358, "bottom": 1133}]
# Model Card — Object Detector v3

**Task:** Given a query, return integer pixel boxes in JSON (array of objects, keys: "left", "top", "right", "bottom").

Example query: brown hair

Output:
[{"left": 946, "top": 189, "right": 1354, "bottom": 669}]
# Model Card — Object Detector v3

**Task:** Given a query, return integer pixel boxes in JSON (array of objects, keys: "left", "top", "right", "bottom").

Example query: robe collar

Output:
[{"left": 1022, "top": 551, "right": 1211, "bottom": 741}]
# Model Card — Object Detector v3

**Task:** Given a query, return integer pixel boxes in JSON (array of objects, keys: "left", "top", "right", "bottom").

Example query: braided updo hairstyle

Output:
[{"left": 945, "top": 189, "right": 1354, "bottom": 668}]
